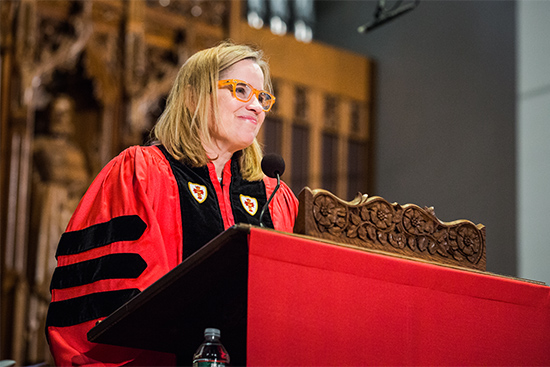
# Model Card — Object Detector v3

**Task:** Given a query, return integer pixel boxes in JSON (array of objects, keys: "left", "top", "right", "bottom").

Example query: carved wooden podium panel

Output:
[{"left": 294, "top": 187, "right": 487, "bottom": 271}]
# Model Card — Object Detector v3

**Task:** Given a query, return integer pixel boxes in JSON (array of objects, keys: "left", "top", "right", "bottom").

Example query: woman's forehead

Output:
[{"left": 221, "top": 59, "right": 264, "bottom": 84}]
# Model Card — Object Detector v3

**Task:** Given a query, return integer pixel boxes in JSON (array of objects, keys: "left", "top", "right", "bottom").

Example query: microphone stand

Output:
[{"left": 259, "top": 172, "right": 280, "bottom": 228}]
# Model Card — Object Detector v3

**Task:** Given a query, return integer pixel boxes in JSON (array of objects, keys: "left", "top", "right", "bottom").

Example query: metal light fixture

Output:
[{"left": 357, "top": 0, "right": 420, "bottom": 33}]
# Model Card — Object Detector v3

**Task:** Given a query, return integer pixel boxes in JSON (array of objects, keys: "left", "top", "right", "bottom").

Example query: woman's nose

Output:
[{"left": 247, "top": 95, "right": 264, "bottom": 113}]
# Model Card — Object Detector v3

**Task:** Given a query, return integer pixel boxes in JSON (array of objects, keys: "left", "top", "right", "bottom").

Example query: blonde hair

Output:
[{"left": 152, "top": 41, "right": 272, "bottom": 181}]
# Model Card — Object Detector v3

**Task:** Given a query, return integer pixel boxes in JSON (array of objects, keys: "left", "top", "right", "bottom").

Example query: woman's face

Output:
[{"left": 210, "top": 59, "right": 266, "bottom": 155}]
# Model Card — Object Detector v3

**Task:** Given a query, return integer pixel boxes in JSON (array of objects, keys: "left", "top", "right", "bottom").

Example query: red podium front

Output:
[
  {"left": 246, "top": 227, "right": 550, "bottom": 366},
  {"left": 89, "top": 225, "right": 550, "bottom": 366}
]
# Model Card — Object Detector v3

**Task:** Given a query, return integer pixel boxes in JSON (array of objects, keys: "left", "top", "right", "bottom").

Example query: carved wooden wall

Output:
[{"left": 0, "top": 0, "right": 372, "bottom": 363}]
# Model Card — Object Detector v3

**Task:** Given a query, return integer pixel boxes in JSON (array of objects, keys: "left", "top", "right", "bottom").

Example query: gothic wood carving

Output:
[
  {"left": 16, "top": 1, "right": 93, "bottom": 108},
  {"left": 294, "top": 187, "right": 487, "bottom": 271}
]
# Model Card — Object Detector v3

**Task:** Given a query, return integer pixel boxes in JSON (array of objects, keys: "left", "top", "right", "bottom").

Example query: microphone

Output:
[
  {"left": 259, "top": 153, "right": 286, "bottom": 227},
  {"left": 261, "top": 153, "right": 286, "bottom": 179}
]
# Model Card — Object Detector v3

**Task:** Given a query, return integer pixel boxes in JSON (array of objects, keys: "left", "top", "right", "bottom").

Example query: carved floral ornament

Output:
[{"left": 307, "top": 189, "right": 485, "bottom": 269}]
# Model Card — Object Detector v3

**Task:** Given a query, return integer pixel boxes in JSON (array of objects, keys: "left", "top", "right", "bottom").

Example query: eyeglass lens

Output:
[{"left": 234, "top": 82, "right": 273, "bottom": 111}]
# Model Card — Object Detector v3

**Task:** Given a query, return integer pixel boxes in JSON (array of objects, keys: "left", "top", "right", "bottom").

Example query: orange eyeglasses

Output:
[{"left": 218, "top": 79, "right": 276, "bottom": 112}]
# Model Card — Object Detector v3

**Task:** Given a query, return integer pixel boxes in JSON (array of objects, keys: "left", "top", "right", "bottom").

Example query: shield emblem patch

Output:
[
  {"left": 240, "top": 194, "right": 258, "bottom": 216},
  {"left": 188, "top": 182, "right": 207, "bottom": 203}
]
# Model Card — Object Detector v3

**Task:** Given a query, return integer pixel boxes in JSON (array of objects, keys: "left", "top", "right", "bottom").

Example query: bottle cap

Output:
[{"left": 204, "top": 328, "right": 221, "bottom": 338}]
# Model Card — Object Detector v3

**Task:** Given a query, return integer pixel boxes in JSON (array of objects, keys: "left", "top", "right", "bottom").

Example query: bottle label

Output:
[{"left": 193, "top": 361, "right": 226, "bottom": 367}]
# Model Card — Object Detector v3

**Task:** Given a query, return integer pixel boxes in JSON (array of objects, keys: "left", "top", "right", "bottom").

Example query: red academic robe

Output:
[{"left": 46, "top": 145, "right": 298, "bottom": 366}]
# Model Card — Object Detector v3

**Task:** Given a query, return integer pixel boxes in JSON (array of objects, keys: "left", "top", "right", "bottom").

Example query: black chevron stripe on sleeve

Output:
[
  {"left": 55, "top": 215, "right": 147, "bottom": 257},
  {"left": 46, "top": 288, "right": 141, "bottom": 327},
  {"left": 50, "top": 253, "right": 147, "bottom": 290}
]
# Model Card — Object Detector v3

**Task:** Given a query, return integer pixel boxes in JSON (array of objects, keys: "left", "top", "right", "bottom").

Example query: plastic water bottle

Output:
[{"left": 192, "top": 328, "right": 230, "bottom": 367}]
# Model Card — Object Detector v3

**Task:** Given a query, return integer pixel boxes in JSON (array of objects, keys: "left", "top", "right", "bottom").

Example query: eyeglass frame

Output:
[{"left": 217, "top": 79, "right": 276, "bottom": 112}]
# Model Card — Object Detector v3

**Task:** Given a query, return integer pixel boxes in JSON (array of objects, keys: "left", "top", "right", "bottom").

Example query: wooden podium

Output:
[{"left": 88, "top": 224, "right": 550, "bottom": 366}]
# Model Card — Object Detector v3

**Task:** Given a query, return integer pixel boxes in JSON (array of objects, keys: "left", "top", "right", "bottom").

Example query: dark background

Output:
[{"left": 314, "top": 0, "right": 517, "bottom": 277}]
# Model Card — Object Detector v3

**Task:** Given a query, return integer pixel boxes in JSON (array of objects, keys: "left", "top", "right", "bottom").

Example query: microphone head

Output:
[{"left": 261, "top": 153, "right": 285, "bottom": 178}]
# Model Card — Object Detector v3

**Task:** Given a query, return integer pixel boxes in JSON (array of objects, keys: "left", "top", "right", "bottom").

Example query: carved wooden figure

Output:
[
  {"left": 32, "top": 95, "right": 90, "bottom": 291},
  {"left": 29, "top": 94, "right": 90, "bottom": 362}
]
